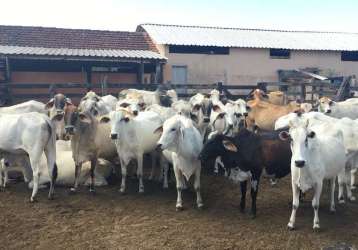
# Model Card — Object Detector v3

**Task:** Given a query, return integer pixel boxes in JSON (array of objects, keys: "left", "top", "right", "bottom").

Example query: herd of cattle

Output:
[{"left": 1, "top": 86, "right": 358, "bottom": 231}]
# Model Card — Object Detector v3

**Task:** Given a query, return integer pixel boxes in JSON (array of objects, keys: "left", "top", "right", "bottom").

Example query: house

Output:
[
  {"left": 0, "top": 25, "right": 166, "bottom": 103},
  {"left": 137, "top": 24, "right": 358, "bottom": 86}
]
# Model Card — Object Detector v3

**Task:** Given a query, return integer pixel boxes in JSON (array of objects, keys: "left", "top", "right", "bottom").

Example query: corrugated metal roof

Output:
[
  {"left": 0, "top": 45, "right": 166, "bottom": 60},
  {"left": 139, "top": 24, "right": 358, "bottom": 51}
]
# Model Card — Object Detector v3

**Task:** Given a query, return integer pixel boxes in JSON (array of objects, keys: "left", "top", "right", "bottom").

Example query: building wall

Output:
[{"left": 159, "top": 46, "right": 358, "bottom": 85}]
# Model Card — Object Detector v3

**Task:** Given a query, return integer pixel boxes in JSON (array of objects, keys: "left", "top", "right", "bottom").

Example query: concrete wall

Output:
[{"left": 159, "top": 46, "right": 358, "bottom": 85}]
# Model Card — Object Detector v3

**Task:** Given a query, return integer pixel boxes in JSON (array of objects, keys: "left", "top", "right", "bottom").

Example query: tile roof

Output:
[
  {"left": 0, "top": 25, "right": 165, "bottom": 60},
  {"left": 138, "top": 24, "right": 358, "bottom": 51}
]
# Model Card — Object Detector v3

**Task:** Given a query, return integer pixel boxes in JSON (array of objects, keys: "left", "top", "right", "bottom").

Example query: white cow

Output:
[
  {"left": 156, "top": 114, "right": 204, "bottom": 210},
  {"left": 0, "top": 112, "right": 57, "bottom": 201},
  {"left": 318, "top": 97, "right": 358, "bottom": 118},
  {"left": 102, "top": 109, "right": 163, "bottom": 193},
  {"left": 101, "top": 95, "right": 118, "bottom": 111},
  {"left": 80, "top": 91, "right": 112, "bottom": 116},
  {"left": 279, "top": 118, "right": 347, "bottom": 230},
  {"left": 1, "top": 140, "right": 113, "bottom": 188},
  {"left": 276, "top": 111, "right": 358, "bottom": 193},
  {"left": 224, "top": 99, "right": 249, "bottom": 135},
  {"left": 116, "top": 97, "right": 145, "bottom": 116},
  {"left": 189, "top": 93, "right": 210, "bottom": 137}
]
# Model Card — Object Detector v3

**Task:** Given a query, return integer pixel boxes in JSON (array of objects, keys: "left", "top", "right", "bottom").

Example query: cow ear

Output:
[
  {"left": 307, "top": 131, "right": 316, "bottom": 138},
  {"left": 279, "top": 131, "right": 290, "bottom": 141},
  {"left": 212, "top": 105, "right": 221, "bottom": 112},
  {"left": 79, "top": 113, "right": 91, "bottom": 124},
  {"left": 222, "top": 140, "right": 238, "bottom": 152},
  {"left": 154, "top": 126, "right": 163, "bottom": 134},
  {"left": 45, "top": 98, "right": 54, "bottom": 109},
  {"left": 99, "top": 116, "right": 110, "bottom": 123}
]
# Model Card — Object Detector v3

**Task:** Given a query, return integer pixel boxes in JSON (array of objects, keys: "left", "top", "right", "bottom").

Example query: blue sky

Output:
[{"left": 1, "top": 0, "right": 357, "bottom": 32}]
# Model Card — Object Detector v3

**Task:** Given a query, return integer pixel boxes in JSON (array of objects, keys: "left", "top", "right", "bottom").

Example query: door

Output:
[{"left": 171, "top": 66, "right": 187, "bottom": 94}]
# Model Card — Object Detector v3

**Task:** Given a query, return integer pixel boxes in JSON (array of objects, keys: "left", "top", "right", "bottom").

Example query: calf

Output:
[
  {"left": 0, "top": 112, "right": 57, "bottom": 201},
  {"left": 279, "top": 118, "right": 347, "bottom": 231},
  {"left": 102, "top": 109, "right": 163, "bottom": 193},
  {"left": 156, "top": 114, "right": 204, "bottom": 210}
]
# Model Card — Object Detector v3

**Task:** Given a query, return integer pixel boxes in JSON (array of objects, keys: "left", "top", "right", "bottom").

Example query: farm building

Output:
[
  {"left": 137, "top": 24, "right": 358, "bottom": 85},
  {"left": 0, "top": 25, "right": 166, "bottom": 104}
]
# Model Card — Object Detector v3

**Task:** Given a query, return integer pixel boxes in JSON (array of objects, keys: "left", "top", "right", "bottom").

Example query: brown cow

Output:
[{"left": 246, "top": 97, "right": 301, "bottom": 131}]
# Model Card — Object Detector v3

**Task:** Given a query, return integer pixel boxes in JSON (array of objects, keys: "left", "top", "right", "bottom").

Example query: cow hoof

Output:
[
  {"left": 338, "top": 198, "right": 345, "bottom": 204},
  {"left": 30, "top": 197, "right": 38, "bottom": 203},
  {"left": 48, "top": 194, "right": 55, "bottom": 200},
  {"left": 163, "top": 184, "right": 169, "bottom": 189},
  {"left": 197, "top": 204, "right": 204, "bottom": 210},
  {"left": 352, "top": 185, "right": 357, "bottom": 190},
  {"left": 329, "top": 208, "right": 336, "bottom": 214},
  {"left": 349, "top": 196, "right": 356, "bottom": 202},
  {"left": 313, "top": 225, "right": 320, "bottom": 232},
  {"left": 69, "top": 188, "right": 77, "bottom": 194},
  {"left": 287, "top": 225, "right": 295, "bottom": 231},
  {"left": 176, "top": 205, "right": 184, "bottom": 211},
  {"left": 89, "top": 189, "right": 96, "bottom": 195}
]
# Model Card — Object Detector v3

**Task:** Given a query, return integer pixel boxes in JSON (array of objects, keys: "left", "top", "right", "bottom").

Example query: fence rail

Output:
[{"left": 1, "top": 76, "right": 355, "bottom": 105}]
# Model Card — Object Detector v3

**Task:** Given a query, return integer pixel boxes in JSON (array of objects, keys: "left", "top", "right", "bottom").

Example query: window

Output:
[
  {"left": 341, "top": 51, "right": 358, "bottom": 61},
  {"left": 270, "top": 49, "right": 290, "bottom": 59},
  {"left": 169, "top": 45, "right": 229, "bottom": 55}
]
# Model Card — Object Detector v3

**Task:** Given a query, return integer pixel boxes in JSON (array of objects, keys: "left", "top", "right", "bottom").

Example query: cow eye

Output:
[
  {"left": 120, "top": 103, "right": 129, "bottom": 108},
  {"left": 235, "top": 113, "right": 242, "bottom": 117},
  {"left": 171, "top": 128, "right": 176, "bottom": 132},
  {"left": 194, "top": 104, "right": 201, "bottom": 111}
]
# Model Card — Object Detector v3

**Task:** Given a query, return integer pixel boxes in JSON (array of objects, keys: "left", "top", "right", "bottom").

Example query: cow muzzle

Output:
[
  {"left": 156, "top": 143, "right": 163, "bottom": 151},
  {"left": 65, "top": 126, "right": 75, "bottom": 135},
  {"left": 110, "top": 133, "right": 118, "bottom": 140},
  {"left": 133, "top": 110, "right": 138, "bottom": 116},
  {"left": 295, "top": 160, "right": 305, "bottom": 168},
  {"left": 203, "top": 117, "right": 210, "bottom": 123}
]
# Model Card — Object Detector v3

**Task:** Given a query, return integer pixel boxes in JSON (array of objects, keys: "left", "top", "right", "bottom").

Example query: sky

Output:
[{"left": 1, "top": 0, "right": 357, "bottom": 33}]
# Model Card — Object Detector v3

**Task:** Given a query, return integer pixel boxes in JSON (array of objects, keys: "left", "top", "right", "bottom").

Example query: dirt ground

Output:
[{"left": 1, "top": 170, "right": 358, "bottom": 250}]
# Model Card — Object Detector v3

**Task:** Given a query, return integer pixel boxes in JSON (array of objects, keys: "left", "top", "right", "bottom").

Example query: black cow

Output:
[{"left": 199, "top": 128, "right": 291, "bottom": 218}]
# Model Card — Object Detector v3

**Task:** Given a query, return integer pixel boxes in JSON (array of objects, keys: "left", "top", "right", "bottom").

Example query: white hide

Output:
[
  {"left": 107, "top": 109, "right": 163, "bottom": 193},
  {"left": 318, "top": 98, "right": 358, "bottom": 119},
  {"left": 157, "top": 114, "right": 203, "bottom": 209},
  {"left": 276, "top": 112, "right": 358, "bottom": 190},
  {"left": 0, "top": 100, "right": 46, "bottom": 114},
  {"left": 0, "top": 112, "right": 57, "bottom": 201},
  {"left": 286, "top": 118, "right": 348, "bottom": 230},
  {"left": 101, "top": 95, "right": 118, "bottom": 111}
]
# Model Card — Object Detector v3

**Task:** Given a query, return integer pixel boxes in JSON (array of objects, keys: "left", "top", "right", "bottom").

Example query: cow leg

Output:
[
  {"left": 329, "top": 178, "right": 336, "bottom": 213},
  {"left": 312, "top": 182, "right": 323, "bottom": 231},
  {"left": 173, "top": 163, "right": 184, "bottom": 211},
  {"left": 160, "top": 155, "right": 169, "bottom": 189},
  {"left": 338, "top": 171, "right": 346, "bottom": 204},
  {"left": 89, "top": 158, "right": 97, "bottom": 193},
  {"left": 149, "top": 152, "right": 156, "bottom": 181},
  {"left": 288, "top": 183, "right": 300, "bottom": 230},
  {"left": 71, "top": 163, "right": 82, "bottom": 193},
  {"left": 137, "top": 154, "right": 144, "bottom": 193},
  {"left": 194, "top": 165, "right": 203, "bottom": 209},
  {"left": 119, "top": 158, "right": 127, "bottom": 193},
  {"left": 239, "top": 180, "right": 247, "bottom": 213},
  {"left": 29, "top": 157, "right": 41, "bottom": 202},
  {"left": 250, "top": 176, "right": 260, "bottom": 218},
  {"left": 44, "top": 144, "right": 57, "bottom": 200},
  {"left": 351, "top": 169, "right": 357, "bottom": 190}
]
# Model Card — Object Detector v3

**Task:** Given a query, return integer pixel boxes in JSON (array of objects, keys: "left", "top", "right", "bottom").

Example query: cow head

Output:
[
  {"left": 45, "top": 93, "right": 73, "bottom": 140},
  {"left": 210, "top": 101, "right": 234, "bottom": 136},
  {"left": 117, "top": 98, "right": 144, "bottom": 116},
  {"left": 100, "top": 109, "right": 133, "bottom": 140},
  {"left": 64, "top": 105, "right": 94, "bottom": 136},
  {"left": 318, "top": 97, "right": 334, "bottom": 114},
  {"left": 156, "top": 115, "right": 184, "bottom": 152},
  {"left": 280, "top": 119, "right": 316, "bottom": 168},
  {"left": 199, "top": 133, "right": 237, "bottom": 163}
]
